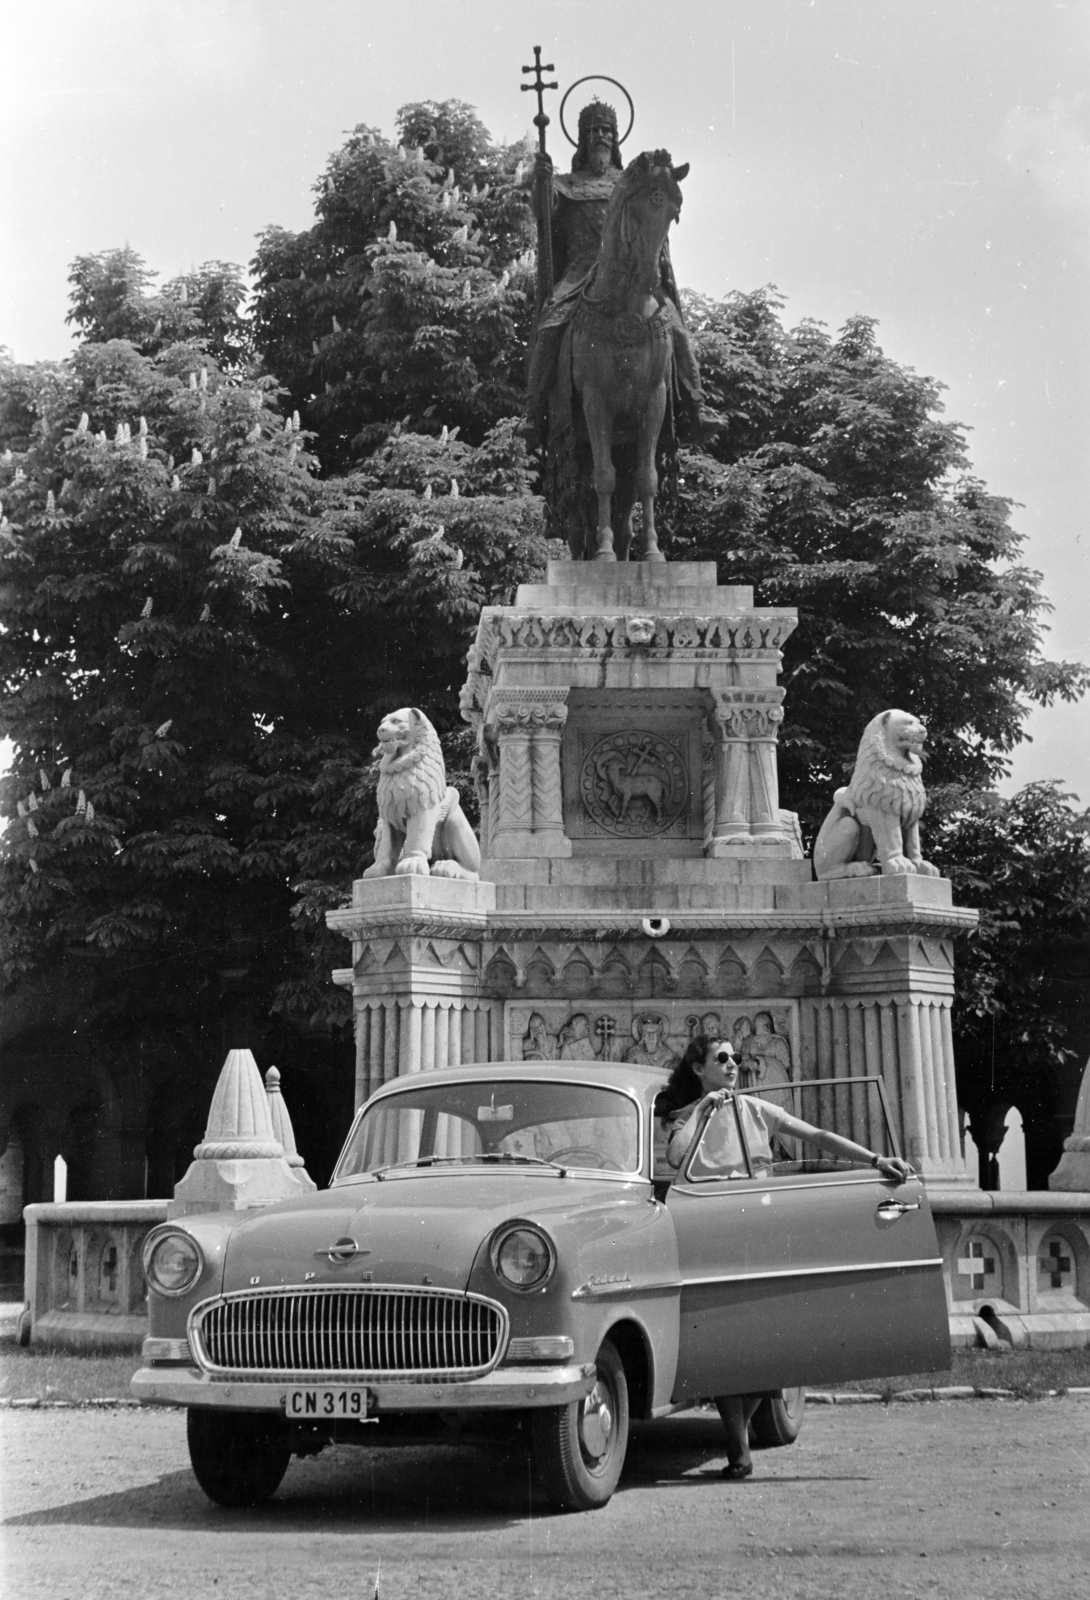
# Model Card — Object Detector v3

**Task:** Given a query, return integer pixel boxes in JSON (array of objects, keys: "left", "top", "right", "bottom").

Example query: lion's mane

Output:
[
  {"left": 374, "top": 709, "right": 447, "bottom": 830},
  {"left": 843, "top": 710, "right": 927, "bottom": 825}
]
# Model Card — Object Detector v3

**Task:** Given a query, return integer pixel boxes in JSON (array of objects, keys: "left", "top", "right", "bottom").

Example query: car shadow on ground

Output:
[
  {"left": 3, "top": 1444, "right": 546, "bottom": 1533},
  {"left": 5, "top": 1416, "right": 869, "bottom": 1532}
]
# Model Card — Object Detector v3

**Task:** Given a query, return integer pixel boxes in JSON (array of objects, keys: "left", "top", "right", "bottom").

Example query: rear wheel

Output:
[
  {"left": 187, "top": 1407, "right": 292, "bottom": 1507},
  {"left": 748, "top": 1387, "right": 806, "bottom": 1449},
  {"left": 532, "top": 1338, "right": 629, "bottom": 1511}
]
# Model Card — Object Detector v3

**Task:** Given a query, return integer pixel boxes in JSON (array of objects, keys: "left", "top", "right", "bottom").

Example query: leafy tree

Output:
[
  {"left": 250, "top": 100, "right": 536, "bottom": 473},
  {"left": 0, "top": 273, "right": 547, "bottom": 1190},
  {"left": 928, "top": 783, "right": 1090, "bottom": 1188},
  {"left": 670, "top": 291, "right": 1088, "bottom": 828},
  {"left": 67, "top": 247, "right": 251, "bottom": 367}
]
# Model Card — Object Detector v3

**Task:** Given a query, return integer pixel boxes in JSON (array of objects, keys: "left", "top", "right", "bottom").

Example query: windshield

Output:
[{"left": 335, "top": 1077, "right": 642, "bottom": 1180}]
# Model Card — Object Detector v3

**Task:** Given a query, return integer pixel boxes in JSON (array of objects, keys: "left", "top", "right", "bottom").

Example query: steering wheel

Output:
[{"left": 550, "top": 1146, "right": 623, "bottom": 1171}]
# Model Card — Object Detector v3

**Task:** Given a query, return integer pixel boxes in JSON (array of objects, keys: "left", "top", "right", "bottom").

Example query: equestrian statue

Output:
[{"left": 521, "top": 56, "right": 702, "bottom": 561}]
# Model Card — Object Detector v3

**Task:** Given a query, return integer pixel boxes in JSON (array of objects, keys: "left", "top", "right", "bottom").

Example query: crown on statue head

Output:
[{"left": 578, "top": 100, "right": 619, "bottom": 138}]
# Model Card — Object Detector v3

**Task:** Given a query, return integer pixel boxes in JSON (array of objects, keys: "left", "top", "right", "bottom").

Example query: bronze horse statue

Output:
[{"left": 549, "top": 151, "right": 700, "bottom": 561}]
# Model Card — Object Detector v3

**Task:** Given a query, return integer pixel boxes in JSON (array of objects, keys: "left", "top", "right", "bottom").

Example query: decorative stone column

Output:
[
  {"left": 529, "top": 691, "right": 570, "bottom": 853},
  {"left": 327, "top": 876, "right": 500, "bottom": 1108},
  {"left": 707, "top": 690, "right": 797, "bottom": 856},
  {"left": 486, "top": 689, "right": 571, "bottom": 859}
]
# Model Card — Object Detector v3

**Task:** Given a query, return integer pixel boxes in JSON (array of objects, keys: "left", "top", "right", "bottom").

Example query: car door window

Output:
[{"left": 681, "top": 1078, "right": 901, "bottom": 1184}]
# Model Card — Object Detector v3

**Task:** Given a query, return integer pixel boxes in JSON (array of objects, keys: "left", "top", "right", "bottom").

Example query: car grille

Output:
[{"left": 189, "top": 1286, "right": 508, "bottom": 1380}]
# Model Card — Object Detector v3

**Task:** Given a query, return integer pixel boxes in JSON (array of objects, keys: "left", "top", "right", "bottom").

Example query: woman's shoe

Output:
[{"left": 721, "top": 1461, "right": 754, "bottom": 1480}]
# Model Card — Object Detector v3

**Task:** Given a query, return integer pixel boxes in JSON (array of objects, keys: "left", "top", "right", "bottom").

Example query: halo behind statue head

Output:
[{"left": 559, "top": 75, "right": 635, "bottom": 147}]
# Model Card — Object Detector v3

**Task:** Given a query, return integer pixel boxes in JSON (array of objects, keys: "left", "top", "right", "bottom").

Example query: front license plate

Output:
[{"left": 285, "top": 1386, "right": 375, "bottom": 1420}]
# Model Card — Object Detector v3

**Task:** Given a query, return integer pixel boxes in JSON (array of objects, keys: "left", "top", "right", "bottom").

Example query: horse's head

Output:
[
  {"left": 625, "top": 149, "right": 688, "bottom": 225},
  {"left": 601, "top": 150, "right": 688, "bottom": 283}
]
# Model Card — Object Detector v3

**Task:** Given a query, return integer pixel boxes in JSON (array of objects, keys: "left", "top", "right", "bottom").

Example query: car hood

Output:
[{"left": 220, "top": 1170, "right": 642, "bottom": 1295}]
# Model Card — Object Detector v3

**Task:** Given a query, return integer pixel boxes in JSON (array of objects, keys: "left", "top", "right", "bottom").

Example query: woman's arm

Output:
[
  {"left": 775, "top": 1110, "right": 914, "bottom": 1181},
  {"left": 666, "top": 1092, "right": 724, "bottom": 1168}
]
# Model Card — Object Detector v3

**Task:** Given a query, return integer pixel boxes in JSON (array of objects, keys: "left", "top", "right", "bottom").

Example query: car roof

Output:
[{"left": 365, "top": 1058, "right": 670, "bottom": 1104}]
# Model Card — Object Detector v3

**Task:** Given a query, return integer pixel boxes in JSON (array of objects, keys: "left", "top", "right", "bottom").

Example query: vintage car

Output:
[{"left": 132, "top": 1061, "right": 949, "bottom": 1512}]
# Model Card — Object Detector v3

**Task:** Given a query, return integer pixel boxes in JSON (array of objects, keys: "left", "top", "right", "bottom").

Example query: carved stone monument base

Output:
[{"left": 330, "top": 562, "right": 979, "bottom": 1186}]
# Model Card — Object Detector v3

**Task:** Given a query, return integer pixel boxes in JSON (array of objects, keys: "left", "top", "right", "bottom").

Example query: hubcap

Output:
[{"left": 579, "top": 1378, "right": 614, "bottom": 1461}]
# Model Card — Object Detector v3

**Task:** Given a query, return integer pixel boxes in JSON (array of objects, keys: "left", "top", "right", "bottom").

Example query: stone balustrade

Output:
[{"left": 21, "top": 1200, "right": 167, "bottom": 1351}]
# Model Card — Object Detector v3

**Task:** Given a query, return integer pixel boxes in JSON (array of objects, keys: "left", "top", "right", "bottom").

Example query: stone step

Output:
[{"left": 514, "top": 561, "right": 760, "bottom": 614}]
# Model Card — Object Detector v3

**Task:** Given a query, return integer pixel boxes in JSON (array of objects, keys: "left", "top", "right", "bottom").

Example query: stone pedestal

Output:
[
  {"left": 1049, "top": 1054, "right": 1090, "bottom": 1191},
  {"left": 330, "top": 561, "right": 978, "bottom": 1185}
]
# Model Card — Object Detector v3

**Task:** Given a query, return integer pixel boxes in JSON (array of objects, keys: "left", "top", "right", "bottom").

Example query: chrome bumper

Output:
[{"left": 130, "top": 1362, "right": 596, "bottom": 1412}]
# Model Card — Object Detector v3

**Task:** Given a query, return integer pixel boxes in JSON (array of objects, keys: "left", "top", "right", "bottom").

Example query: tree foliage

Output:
[
  {"left": 67, "top": 247, "right": 251, "bottom": 367},
  {"left": 929, "top": 782, "right": 1090, "bottom": 1184},
  {"left": 250, "top": 100, "right": 537, "bottom": 474},
  {"left": 669, "top": 291, "right": 1087, "bottom": 824}
]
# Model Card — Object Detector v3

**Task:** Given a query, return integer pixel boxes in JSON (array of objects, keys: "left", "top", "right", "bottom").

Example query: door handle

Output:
[{"left": 876, "top": 1199, "right": 921, "bottom": 1221}]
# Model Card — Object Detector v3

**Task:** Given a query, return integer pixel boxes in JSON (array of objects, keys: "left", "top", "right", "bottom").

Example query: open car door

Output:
[{"left": 665, "top": 1077, "right": 949, "bottom": 1403}]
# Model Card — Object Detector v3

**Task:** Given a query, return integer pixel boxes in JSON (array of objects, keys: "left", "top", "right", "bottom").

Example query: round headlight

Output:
[
  {"left": 143, "top": 1230, "right": 203, "bottom": 1297},
  {"left": 492, "top": 1225, "right": 554, "bottom": 1289}
]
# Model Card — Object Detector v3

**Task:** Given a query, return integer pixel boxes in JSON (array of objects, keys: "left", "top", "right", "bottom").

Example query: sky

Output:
[{"left": 2, "top": 0, "right": 1087, "bottom": 800}]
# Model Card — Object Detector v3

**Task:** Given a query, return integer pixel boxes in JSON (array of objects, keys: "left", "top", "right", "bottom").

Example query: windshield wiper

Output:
[
  {"left": 475, "top": 1152, "right": 569, "bottom": 1176},
  {"left": 367, "top": 1155, "right": 474, "bottom": 1180}
]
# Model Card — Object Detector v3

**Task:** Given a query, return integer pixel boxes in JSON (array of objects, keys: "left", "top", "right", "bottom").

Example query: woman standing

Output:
[{"left": 658, "top": 1034, "right": 913, "bottom": 1477}]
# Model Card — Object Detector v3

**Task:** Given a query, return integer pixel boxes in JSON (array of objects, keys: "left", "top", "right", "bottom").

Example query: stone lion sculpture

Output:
[
  {"left": 363, "top": 708, "right": 481, "bottom": 880},
  {"left": 813, "top": 709, "right": 940, "bottom": 880}
]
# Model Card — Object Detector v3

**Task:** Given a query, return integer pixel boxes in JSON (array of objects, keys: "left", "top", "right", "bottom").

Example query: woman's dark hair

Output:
[{"left": 656, "top": 1034, "right": 719, "bottom": 1119}]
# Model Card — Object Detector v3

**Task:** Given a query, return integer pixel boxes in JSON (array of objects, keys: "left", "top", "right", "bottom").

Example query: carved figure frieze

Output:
[
  {"left": 579, "top": 730, "right": 688, "bottom": 837},
  {"left": 622, "top": 1012, "right": 677, "bottom": 1070},
  {"left": 506, "top": 1000, "right": 799, "bottom": 1078}
]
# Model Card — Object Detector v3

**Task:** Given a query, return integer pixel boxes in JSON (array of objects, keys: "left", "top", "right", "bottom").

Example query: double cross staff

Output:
[{"left": 521, "top": 45, "right": 557, "bottom": 314}]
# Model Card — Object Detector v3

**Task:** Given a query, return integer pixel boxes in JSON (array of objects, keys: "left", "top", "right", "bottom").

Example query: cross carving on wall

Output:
[
  {"left": 955, "top": 1239, "right": 997, "bottom": 1294},
  {"left": 1037, "top": 1238, "right": 1073, "bottom": 1292}
]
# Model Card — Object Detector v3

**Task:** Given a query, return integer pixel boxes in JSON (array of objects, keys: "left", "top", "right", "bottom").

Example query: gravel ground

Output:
[{"left": 1, "top": 1396, "right": 1088, "bottom": 1600}]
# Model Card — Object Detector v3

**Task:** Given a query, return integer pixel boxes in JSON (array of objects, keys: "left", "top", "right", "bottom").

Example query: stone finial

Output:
[
  {"left": 169, "top": 1049, "right": 315, "bottom": 1217},
  {"left": 265, "top": 1066, "right": 315, "bottom": 1191},
  {"left": 1049, "top": 1055, "right": 1090, "bottom": 1191},
  {"left": 194, "top": 1048, "right": 283, "bottom": 1160}
]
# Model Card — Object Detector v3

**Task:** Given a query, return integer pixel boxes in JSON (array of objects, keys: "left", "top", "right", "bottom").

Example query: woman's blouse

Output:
[{"left": 667, "top": 1094, "right": 792, "bottom": 1175}]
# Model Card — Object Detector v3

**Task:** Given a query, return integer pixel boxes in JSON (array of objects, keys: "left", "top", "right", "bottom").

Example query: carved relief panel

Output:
[
  {"left": 504, "top": 1000, "right": 798, "bottom": 1088},
  {"left": 562, "top": 691, "right": 706, "bottom": 852}
]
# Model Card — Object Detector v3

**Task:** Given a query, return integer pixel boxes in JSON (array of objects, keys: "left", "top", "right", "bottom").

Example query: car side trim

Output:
[
  {"left": 681, "top": 1256, "right": 942, "bottom": 1289},
  {"left": 571, "top": 1278, "right": 682, "bottom": 1300},
  {"left": 670, "top": 1173, "right": 908, "bottom": 1196}
]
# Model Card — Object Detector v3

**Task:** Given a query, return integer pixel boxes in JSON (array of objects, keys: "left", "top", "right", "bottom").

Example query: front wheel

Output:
[
  {"left": 748, "top": 1387, "right": 806, "bottom": 1449},
  {"left": 187, "top": 1407, "right": 292, "bottom": 1507},
  {"left": 531, "top": 1339, "right": 629, "bottom": 1512}
]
